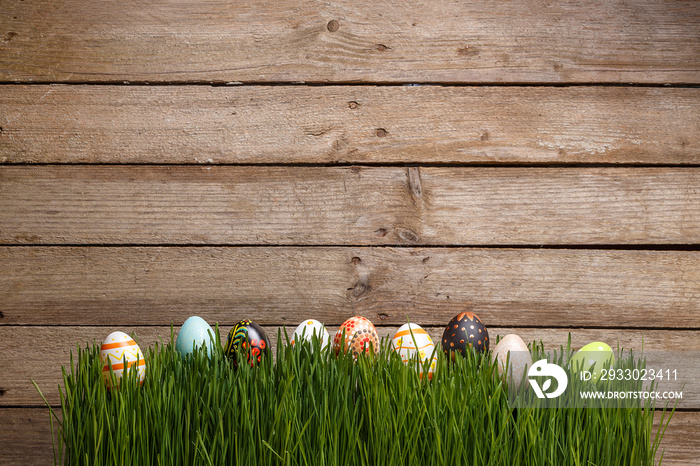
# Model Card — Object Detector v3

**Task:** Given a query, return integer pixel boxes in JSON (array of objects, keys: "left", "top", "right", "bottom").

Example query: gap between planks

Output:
[
  {"left": 2, "top": 82, "right": 700, "bottom": 87},
  {"left": 0, "top": 244, "right": 698, "bottom": 250}
]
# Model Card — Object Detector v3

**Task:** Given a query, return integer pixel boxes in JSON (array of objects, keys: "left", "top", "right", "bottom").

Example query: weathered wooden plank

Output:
[
  {"left": 0, "top": 408, "right": 698, "bottom": 465},
  {"left": 1, "top": 85, "right": 698, "bottom": 164},
  {"left": 2, "top": 325, "right": 699, "bottom": 406},
  {"left": 655, "top": 411, "right": 700, "bottom": 466},
  {"left": 1, "top": 247, "right": 697, "bottom": 328},
  {"left": 1, "top": 0, "right": 698, "bottom": 83},
  {"left": 1, "top": 166, "right": 697, "bottom": 245},
  {"left": 0, "top": 408, "right": 59, "bottom": 465}
]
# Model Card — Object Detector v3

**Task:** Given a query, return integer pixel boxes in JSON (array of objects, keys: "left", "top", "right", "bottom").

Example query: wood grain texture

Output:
[
  {"left": 654, "top": 411, "right": 700, "bottom": 466},
  {"left": 0, "top": 0, "right": 698, "bottom": 83},
  {"left": 0, "top": 408, "right": 59, "bottom": 465},
  {"left": 1, "top": 247, "right": 697, "bottom": 328},
  {"left": 2, "top": 85, "right": 698, "bottom": 164},
  {"left": 0, "top": 408, "right": 697, "bottom": 465},
  {"left": 2, "top": 325, "right": 699, "bottom": 406},
  {"left": 1, "top": 166, "right": 697, "bottom": 245}
]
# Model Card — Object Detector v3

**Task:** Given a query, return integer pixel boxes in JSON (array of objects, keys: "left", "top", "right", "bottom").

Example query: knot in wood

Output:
[
  {"left": 350, "top": 282, "right": 370, "bottom": 299},
  {"left": 396, "top": 227, "right": 419, "bottom": 243},
  {"left": 408, "top": 167, "right": 422, "bottom": 199},
  {"left": 327, "top": 20, "right": 339, "bottom": 32}
]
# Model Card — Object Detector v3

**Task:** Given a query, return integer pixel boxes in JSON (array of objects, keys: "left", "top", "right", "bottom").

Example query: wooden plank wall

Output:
[{"left": 1, "top": 0, "right": 699, "bottom": 463}]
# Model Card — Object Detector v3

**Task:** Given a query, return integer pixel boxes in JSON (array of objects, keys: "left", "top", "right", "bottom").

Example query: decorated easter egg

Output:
[
  {"left": 570, "top": 342, "right": 615, "bottom": 382},
  {"left": 224, "top": 320, "right": 270, "bottom": 367},
  {"left": 333, "top": 316, "right": 380, "bottom": 358},
  {"left": 175, "top": 316, "right": 215, "bottom": 357},
  {"left": 442, "top": 311, "right": 489, "bottom": 357},
  {"left": 100, "top": 331, "right": 145, "bottom": 389},
  {"left": 291, "top": 319, "right": 330, "bottom": 350},
  {"left": 491, "top": 334, "right": 532, "bottom": 387},
  {"left": 392, "top": 323, "right": 437, "bottom": 379}
]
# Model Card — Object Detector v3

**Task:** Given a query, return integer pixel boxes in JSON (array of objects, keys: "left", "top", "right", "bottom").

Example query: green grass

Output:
[{"left": 34, "top": 328, "right": 674, "bottom": 465}]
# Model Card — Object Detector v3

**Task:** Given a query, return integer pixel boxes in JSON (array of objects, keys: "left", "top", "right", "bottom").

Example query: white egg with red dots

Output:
[{"left": 291, "top": 319, "right": 330, "bottom": 350}]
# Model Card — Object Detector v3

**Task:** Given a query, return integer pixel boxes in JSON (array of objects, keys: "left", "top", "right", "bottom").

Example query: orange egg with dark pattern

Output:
[
  {"left": 333, "top": 316, "right": 380, "bottom": 358},
  {"left": 224, "top": 320, "right": 270, "bottom": 367},
  {"left": 441, "top": 312, "right": 489, "bottom": 357}
]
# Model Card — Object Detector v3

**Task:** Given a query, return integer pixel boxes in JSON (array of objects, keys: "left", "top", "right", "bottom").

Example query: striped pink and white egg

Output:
[
  {"left": 100, "top": 331, "right": 146, "bottom": 389},
  {"left": 392, "top": 323, "right": 437, "bottom": 379}
]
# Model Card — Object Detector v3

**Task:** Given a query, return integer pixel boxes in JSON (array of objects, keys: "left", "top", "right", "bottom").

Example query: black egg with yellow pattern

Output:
[{"left": 224, "top": 320, "right": 270, "bottom": 367}]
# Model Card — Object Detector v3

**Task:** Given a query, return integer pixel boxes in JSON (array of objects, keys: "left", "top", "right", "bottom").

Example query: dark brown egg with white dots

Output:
[{"left": 442, "top": 312, "right": 489, "bottom": 357}]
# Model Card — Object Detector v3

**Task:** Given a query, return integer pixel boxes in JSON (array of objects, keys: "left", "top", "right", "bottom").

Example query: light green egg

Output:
[{"left": 570, "top": 342, "right": 614, "bottom": 382}]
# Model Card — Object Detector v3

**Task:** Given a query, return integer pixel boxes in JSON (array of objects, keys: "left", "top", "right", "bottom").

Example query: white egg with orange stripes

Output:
[
  {"left": 391, "top": 323, "right": 437, "bottom": 379},
  {"left": 100, "top": 331, "right": 146, "bottom": 389}
]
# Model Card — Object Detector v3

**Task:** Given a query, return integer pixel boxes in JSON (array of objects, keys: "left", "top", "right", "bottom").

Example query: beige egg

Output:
[{"left": 492, "top": 334, "right": 532, "bottom": 388}]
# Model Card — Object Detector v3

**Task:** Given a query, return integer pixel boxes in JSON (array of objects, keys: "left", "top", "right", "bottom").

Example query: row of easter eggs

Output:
[{"left": 100, "top": 312, "right": 613, "bottom": 387}]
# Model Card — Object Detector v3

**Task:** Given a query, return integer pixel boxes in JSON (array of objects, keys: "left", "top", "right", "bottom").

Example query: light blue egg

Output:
[{"left": 176, "top": 316, "right": 215, "bottom": 357}]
